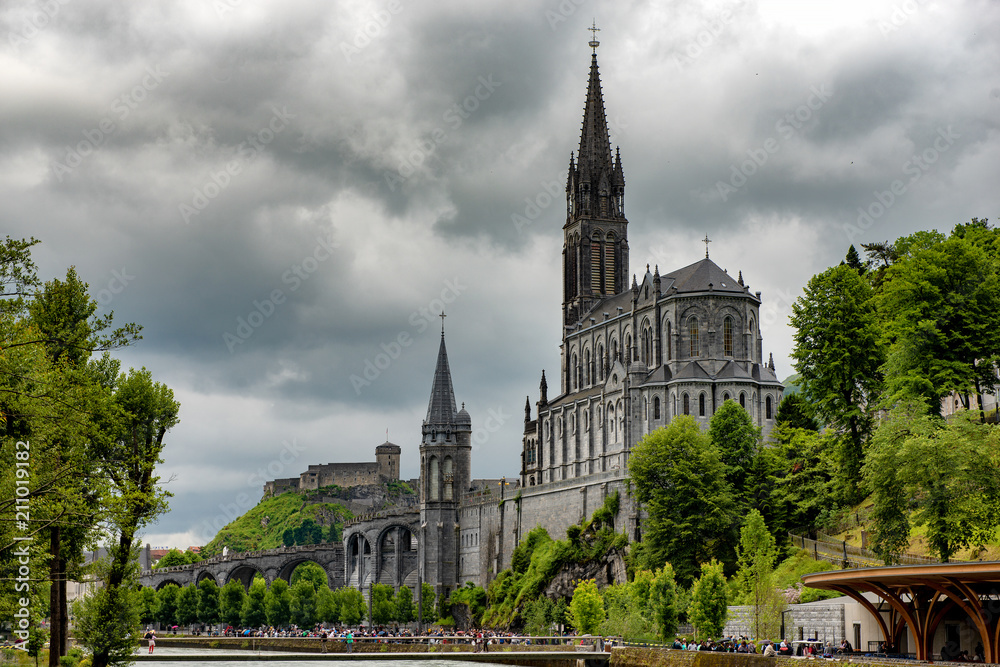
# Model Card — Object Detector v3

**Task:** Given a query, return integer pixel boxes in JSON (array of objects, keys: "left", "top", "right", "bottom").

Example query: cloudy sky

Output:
[{"left": 2, "top": 0, "right": 997, "bottom": 548}]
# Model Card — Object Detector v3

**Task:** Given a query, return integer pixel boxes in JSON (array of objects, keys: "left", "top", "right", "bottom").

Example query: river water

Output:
[{"left": 134, "top": 646, "right": 511, "bottom": 667}]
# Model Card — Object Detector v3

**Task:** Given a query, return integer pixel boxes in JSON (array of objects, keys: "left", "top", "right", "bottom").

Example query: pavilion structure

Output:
[{"left": 803, "top": 562, "right": 1000, "bottom": 661}]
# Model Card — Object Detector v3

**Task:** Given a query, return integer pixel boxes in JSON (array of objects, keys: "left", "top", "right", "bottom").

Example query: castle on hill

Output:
[{"left": 263, "top": 441, "right": 401, "bottom": 496}]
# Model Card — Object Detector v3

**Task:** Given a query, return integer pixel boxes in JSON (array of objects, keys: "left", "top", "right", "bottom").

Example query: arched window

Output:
[
  {"left": 585, "top": 349, "right": 591, "bottom": 385},
  {"left": 572, "top": 352, "right": 579, "bottom": 390},
  {"left": 766, "top": 395, "right": 773, "bottom": 420},
  {"left": 443, "top": 457, "right": 453, "bottom": 500},
  {"left": 643, "top": 397, "right": 648, "bottom": 419},
  {"left": 749, "top": 316, "right": 756, "bottom": 360},
  {"left": 654, "top": 396, "right": 661, "bottom": 420},
  {"left": 607, "top": 404, "right": 615, "bottom": 439},
  {"left": 625, "top": 334, "right": 632, "bottom": 362},
  {"left": 590, "top": 232, "right": 602, "bottom": 292},
  {"left": 683, "top": 393, "right": 690, "bottom": 415},
  {"left": 611, "top": 339, "right": 618, "bottom": 363},
  {"left": 724, "top": 317, "right": 733, "bottom": 357},
  {"left": 429, "top": 456, "right": 439, "bottom": 501},
  {"left": 666, "top": 322, "right": 672, "bottom": 360},
  {"left": 699, "top": 393, "right": 706, "bottom": 417},
  {"left": 723, "top": 392, "right": 730, "bottom": 402},
  {"left": 739, "top": 392, "right": 746, "bottom": 409},
  {"left": 597, "top": 344, "right": 604, "bottom": 381},
  {"left": 689, "top": 318, "right": 700, "bottom": 357}
]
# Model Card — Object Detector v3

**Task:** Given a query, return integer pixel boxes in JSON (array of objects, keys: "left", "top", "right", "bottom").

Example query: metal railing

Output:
[{"left": 788, "top": 532, "right": 947, "bottom": 568}]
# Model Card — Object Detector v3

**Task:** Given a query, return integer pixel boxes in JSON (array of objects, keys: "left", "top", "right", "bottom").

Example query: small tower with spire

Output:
[
  {"left": 419, "top": 320, "right": 471, "bottom": 597},
  {"left": 562, "top": 25, "right": 629, "bottom": 330}
]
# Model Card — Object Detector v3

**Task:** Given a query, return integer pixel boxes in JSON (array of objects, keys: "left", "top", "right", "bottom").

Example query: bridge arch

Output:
[
  {"left": 224, "top": 563, "right": 267, "bottom": 590},
  {"left": 155, "top": 579, "right": 184, "bottom": 591},
  {"left": 195, "top": 571, "right": 217, "bottom": 585},
  {"left": 345, "top": 530, "right": 373, "bottom": 590},
  {"left": 375, "top": 523, "right": 419, "bottom": 589},
  {"left": 277, "top": 557, "right": 335, "bottom": 589}
]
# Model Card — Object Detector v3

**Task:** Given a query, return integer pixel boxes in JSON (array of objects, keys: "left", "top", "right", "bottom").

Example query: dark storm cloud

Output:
[{"left": 2, "top": 0, "right": 997, "bottom": 546}]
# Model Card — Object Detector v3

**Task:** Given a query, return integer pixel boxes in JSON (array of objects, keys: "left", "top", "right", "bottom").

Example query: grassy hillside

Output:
[{"left": 200, "top": 492, "right": 352, "bottom": 557}]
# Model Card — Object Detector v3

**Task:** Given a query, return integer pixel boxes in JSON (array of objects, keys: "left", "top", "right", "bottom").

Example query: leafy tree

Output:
[
  {"left": 197, "top": 579, "right": 220, "bottom": 625},
  {"left": 73, "top": 569, "right": 140, "bottom": 667},
  {"left": 219, "top": 581, "right": 246, "bottom": 627},
  {"left": 688, "top": 560, "right": 728, "bottom": 639},
  {"left": 649, "top": 565, "right": 678, "bottom": 640},
  {"left": 282, "top": 529, "right": 295, "bottom": 547},
  {"left": 735, "top": 511, "right": 783, "bottom": 640},
  {"left": 336, "top": 587, "right": 365, "bottom": 626},
  {"left": 289, "top": 562, "right": 327, "bottom": 591},
  {"left": 420, "top": 582, "right": 436, "bottom": 624},
  {"left": 395, "top": 586, "right": 415, "bottom": 624},
  {"left": 154, "top": 549, "right": 201, "bottom": 569},
  {"left": 155, "top": 585, "right": 179, "bottom": 627},
  {"left": 709, "top": 400, "right": 761, "bottom": 510},
  {"left": 523, "top": 597, "right": 555, "bottom": 636},
  {"left": 327, "top": 522, "right": 341, "bottom": 543},
  {"left": 863, "top": 401, "right": 1000, "bottom": 562},
  {"left": 450, "top": 582, "right": 487, "bottom": 627},
  {"left": 293, "top": 519, "right": 324, "bottom": 546},
  {"left": 290, "top": 580, "right": 317, "bottom": 627},
  {"left": 569, "top": 579, "right": 605, "bottom": 635},
  {"left": 264, "top": 578, "right": 292, "bottom": 627},
  {"left": 241, "top": 577, "right": 267, "bottom": 628},
  {"left": 790, "top": 263, "right": 884, "bottom": 503},
  {"left": 138, "top": 587, "right": 158, "bottom": 625},
  {"left": 629, "top": 417, "right": 736, "bottom": 585},
  {"left": 774, "top": 393, "right": 819, "bottom": 432},
  {"left": 315, "top": 585, "right": 338, "bottom": 624},
  {"left": 371, "top": 583, "right": 396, "bottom": 626},
  {"left": 176, "top": 584, "right": 200, "bottom": 626}
]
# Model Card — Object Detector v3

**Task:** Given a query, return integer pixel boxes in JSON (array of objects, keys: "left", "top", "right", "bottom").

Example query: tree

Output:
[
  {"left": 290, "top": 580, "right": 317, "bottom": 627},
  {"left": 844, "top": 245, "right": 867, "bottom": 274},
  {"left": 289, "top": 562, "right": 327, "bottom": 591},
  {"left": 241, "top": 577, "right": 267, "bottom": 628},
  {"left": 523, "top": 597, "right": 555, "bottom": 636},
  {"left": 336, "top": 587, "right": 365, "bottom": 626},
  {"left": 219, "top": 581, "right": 246, "bottom": 627},
  {"left": 709, "top": 400, "right": 761, "bottom": 510},
  {"left": 774, "top": 393, "right": 819, "bottom": 432},
  {"left": 863, "top": 401, "right": 1000, "bottom": 562},
  {"left": 282, "top": 529, "right": 295, "bottom": 547},
  {"left": 73, "top": 569, "right": 139, "bottom": 667},
  {"left": 197, "top": 579, "right": 220, "bottom": 626},
  {"left": 688, "top": 560, "right": 728, "bottom": 639},
  {"left": 569, "top": 579, "right": 605, "bottom": 635},
  {"left": 790, "top": 263, "right": 884, "bottom": 503},
  {"left": 154, "top": 549, "right": 200, "bottom": 569},
  {"left": 138, "top": 587, "right": 158, "bottom": 625},
  {"left": 420, "top": 582, "right": 436, "bottom": 624},
  {"left": 176, "top": 584, "right": 200, "bottom": 627},
  {"left": 735, "top": 511, "right": 783, "bottom": 640},
  {"left": 628, "top": 417, "right": 736, "bottom": 585},
  {"left": 649, "top": 565, "right": 678, "bottom": 640},
  {"left": 155, "top": 585, "right": 179, "bottom": 627},
  {"left": 395, "top": 586, "right": 415, "bottom": 624},
  {"left": 264, "top": 579, "right": 291, "bottom": 627},
  {"left": 371, "top": 583, "right": 396, "bottom": 626},
  {"left": 315, "top": 585, "right": 338, "bottom": 624}
]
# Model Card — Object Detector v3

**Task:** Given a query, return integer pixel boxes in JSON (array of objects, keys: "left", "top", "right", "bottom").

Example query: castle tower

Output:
[
  {"left": 376, "top": 441, "right": 401, "bottom": 481},
  {"left": 562, "top": 34, "right": 629, "bottom": 330},
  {"left": 419, "top": 325, "right": 471, "bottom": 597}
]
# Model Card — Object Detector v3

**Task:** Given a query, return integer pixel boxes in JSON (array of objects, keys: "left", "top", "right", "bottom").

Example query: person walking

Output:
[
  {"left": 346, "top": 630, "right": 354, "bottom": 653},
  {"left": 147, "top": 630, "right": 156, "bottom": 654}
]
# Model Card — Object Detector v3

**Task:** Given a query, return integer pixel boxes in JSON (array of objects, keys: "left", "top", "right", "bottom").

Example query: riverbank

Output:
[{"left": 152, "top": 637, "right": 588, "bottom": 655}]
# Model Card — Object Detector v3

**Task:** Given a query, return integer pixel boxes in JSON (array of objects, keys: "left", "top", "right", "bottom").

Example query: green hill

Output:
[
  {"left": 201, "top": 492, "right": 353, "bottom": 557},
  {"left": 782, "top": 374, "right": 801, "bottom": 394}
]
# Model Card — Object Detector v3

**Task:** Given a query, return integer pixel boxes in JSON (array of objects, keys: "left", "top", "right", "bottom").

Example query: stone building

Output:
[{"left": 262, "top": 442, "right": 401, "bottom": 496}]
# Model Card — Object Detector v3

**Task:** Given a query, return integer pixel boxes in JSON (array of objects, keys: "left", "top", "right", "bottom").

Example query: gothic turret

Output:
[{"left": 562, "top": 34, "right": 629, "bottom": 329}]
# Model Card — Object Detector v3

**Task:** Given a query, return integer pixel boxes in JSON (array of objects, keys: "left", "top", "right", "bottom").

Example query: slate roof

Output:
[
  {"left": 660, "top": 258, "right": 747, "bottom": 295},
  {"left": 425, "top": 333, "right": 457, "bottom": 428}
]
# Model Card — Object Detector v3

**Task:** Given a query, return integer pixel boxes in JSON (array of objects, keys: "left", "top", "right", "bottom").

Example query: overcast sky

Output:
[{"left": 2, "top": 0, "right": 997, "bottom": 549}]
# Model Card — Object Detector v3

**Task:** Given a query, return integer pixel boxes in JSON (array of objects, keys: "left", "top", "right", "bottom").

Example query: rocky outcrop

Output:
[{"left": 544, "top": 548, "right": 627, "bottom": 599}]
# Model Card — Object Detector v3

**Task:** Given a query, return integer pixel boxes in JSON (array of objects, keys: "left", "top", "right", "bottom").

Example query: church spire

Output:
[{"left": 425, "top": 333, "right": 457, "bottom": 428}]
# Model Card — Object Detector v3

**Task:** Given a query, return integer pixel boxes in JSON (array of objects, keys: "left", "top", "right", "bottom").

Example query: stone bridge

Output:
[
  {"left": 137, "top": 543, "right": 347, "bottom": 591},
  {"left": 342, "top": 507, "right": 421, "bottom": 591},
  {"left": 138, "top": 507, "right": 421, "bottom": 593}
]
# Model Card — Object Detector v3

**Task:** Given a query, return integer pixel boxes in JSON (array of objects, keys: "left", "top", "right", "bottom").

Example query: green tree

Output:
[
  {"left": 371, "top": 583, "right": 396, "bottom": 626},
  {"left": 289, "top": 562, "right": 327, "bottom": 591},
  {"left": 863, "top": 401, "right": 1000, "bottom": 562},
  {"left": 688, "top": 560, "right": 728, "bottom": 639},
  {"left": 395, "top": 586, "right": 415, "bottom": 624},
  {"left": 523, "top": 597, "right": 555, "bottom": 636},
  {"left": 176, "top": 584, "right": 199, "bottom": 627},
  {"left": 774, "top": 393, "right": 819, "bottom": 431},
  {"left": 241, "top": 577, "right": 267, "bottom": 628},
  {"left": 420, "top": 582, "right": 436, "bottom": 624},
  {"left": 138, "top": 587, "right": 158, "bottom": 625},
  {"left": 219, "top": 580, "right": 246, "bottom": 627},
  {"left": 790, "top": 263, "right": 885, "bottom": 502},
  {"left": 649, "top": 564, "right": 678, "bottom": 640},
  {"left": 197, "top": 579, "right": 220, "bottom": 625},
  {"left": 72, "top": 569, "right": 140, "bottom": 667},
  {"left": 735, "top": 511, "right": 783, "bottom": 640},
  {"left": 282, "top": 529, "right": 295, "bottom": 547},
  {"left": 569, "top": 579, "right": 605, "bottom": 635},
  {"left": 155, "top": 585, "right": 179, "bottom": 627},
  {"left": 264, "top": 579, "right": 291, "bottom": 627},
  {"left": 290, "top": 580, "right": 317, "bottom": 627},
  {"left": 336, "top": 587, "right": 365, "bottom": 626},
  {"left": 709, "top": 400, "right": 761, "bottom": 510},
  {"left": 315, "top": 585, "right": 338, "bottom": 624},
  {"left": 629, "top": 417, "right": 736, "bottom": 585}
]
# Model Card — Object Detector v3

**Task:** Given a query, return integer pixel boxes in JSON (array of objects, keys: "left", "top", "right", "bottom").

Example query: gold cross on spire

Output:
[
  {"left": 588, "top": 21, "right": 600, "bottom": 53},
  {"left": 703, "top": 234, "right": 712, "bottom": 258}
]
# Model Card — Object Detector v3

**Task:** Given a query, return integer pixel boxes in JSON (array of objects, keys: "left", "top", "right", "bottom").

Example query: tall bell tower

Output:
[{"left": 563, "top": 25, "right": 629, "bottom": 329}]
